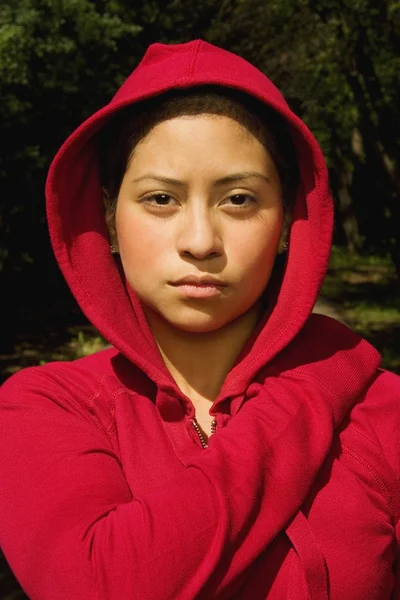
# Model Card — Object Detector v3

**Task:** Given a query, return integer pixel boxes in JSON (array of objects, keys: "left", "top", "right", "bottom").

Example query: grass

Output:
[
  {"left": 320, "top": 247, "right": 400, "bottom": 373},
  {"left": 1, "top": 325, "right": 109, "bottom": 382}
]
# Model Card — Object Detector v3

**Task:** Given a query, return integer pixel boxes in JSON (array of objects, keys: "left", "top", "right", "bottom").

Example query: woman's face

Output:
[{"left": 108, "top": 115, "right": 285, "bottom": 333}]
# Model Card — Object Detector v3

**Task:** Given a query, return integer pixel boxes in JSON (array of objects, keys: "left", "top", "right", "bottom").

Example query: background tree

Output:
[
  {"left": 0, "top": 0, "right": 399, "bottom": 349},
  {"left": 1, "top": 2, "right": 399, "bottom": 596},
  {"left": 205, "top": 0, "right": 400, "bottom": 272},
  {"left": 1, "top": 0, "right": 141, "bottom": 349}
]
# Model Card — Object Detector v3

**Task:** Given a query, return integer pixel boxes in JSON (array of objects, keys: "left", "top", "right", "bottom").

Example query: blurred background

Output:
[{"left": 0, "top": 0, "right": 399, "bottom": 596}]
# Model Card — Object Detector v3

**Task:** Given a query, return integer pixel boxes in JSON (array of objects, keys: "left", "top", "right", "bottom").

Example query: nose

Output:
[{"left": 176, "top": 202, "right": 223, "bottom": 260}]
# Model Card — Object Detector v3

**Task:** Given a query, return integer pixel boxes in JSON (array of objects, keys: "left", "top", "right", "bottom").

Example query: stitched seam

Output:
[
  {"left": 186, "top": 39, "right": 201, "bottom": 77},
  {"left": 183, "top": 47, "right": 192, "bottom": 83},
  {"left": 88, "top": 373, "right": 113, "bottom": 434},
  {"left": 89, "top": 375, "right": 143, "bottom": 437},
  {"left": 344, "top": 423, "right": 377, "bottom": 447},
  {"left": 10, "top": 379, "right": 116, "bottom": 450},
  {"left": 342, "top": 443, "right": 397, "bottom": 521}
]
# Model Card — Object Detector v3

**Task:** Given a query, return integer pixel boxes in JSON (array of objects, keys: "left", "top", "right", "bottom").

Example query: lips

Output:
[
  {"left": 170, "top": 276, "right": 225, "bottom": 299},
  {"left": 171, "top": 275, "right": 225, "bottom": 287}
]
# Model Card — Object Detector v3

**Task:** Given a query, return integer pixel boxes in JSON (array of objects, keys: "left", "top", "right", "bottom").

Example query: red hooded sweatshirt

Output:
[{"left": 1, "top": 40, "right": 400, "bottom": 600}]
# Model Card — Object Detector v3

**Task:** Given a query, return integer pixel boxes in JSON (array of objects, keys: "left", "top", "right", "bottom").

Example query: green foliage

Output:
[
  {"left": 0, "top": 0, "right": 399, "bottom": 373},
  {"left": 206, "top": 0, "right": 400, "bottom": 266},
  {"left": 0, "top": 0, "right": 141, "bottom": 101},
  {"left": 70, "top": 330, "right": 108, "bottom": 358},
  {"left": 1, "top": 0, "right": 400, "bottom": 276},
  {"left": 322, "top": 246, "right": 400, "bottom": 372},
  {"left": 0, "top": 0, "right": 143, "bottom": 278}
]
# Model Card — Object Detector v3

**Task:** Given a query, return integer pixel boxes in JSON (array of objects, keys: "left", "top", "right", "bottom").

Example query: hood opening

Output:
[{"left": 46, "top": 40, "right": 333, "bottom": 399}]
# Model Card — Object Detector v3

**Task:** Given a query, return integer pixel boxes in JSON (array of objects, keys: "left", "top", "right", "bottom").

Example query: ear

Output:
[
  {"left": 277, "top": 213, "right": 291, "bottom": 254},
  {"left": 103, "top": 187, "right": 118, "bottom": 249}
]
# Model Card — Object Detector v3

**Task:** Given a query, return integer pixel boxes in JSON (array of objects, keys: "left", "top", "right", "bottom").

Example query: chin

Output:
[
  {"left": 173, "top": 321, "right": 226, "bottom": 334},
  {"left": 155, "top": 305, "right": 236, "bottom": 333},
  {"left": 168, "top": 315, "right": 230, "bottom": 334},
  {"left": 165, "top": 303, "right": 255, "bottom": 334},
  {"left": 144, "top": 300, "right": 254, "bottom": 335}
]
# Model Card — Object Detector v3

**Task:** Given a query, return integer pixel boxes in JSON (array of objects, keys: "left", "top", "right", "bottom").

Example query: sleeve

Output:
[
  {"left": 0, "top": 367, "right": 345, "bottom": 600},
  {"left": 392, "top": 520, "right": 400, "bottom": 598}
]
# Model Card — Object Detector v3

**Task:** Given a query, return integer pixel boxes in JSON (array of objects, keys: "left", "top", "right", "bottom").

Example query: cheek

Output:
[
  {"left": 228, "top": 218, "right": 282, "bottom": 280},
  {"left": 116, "top": 212, "right": 167, "bottom": 281}
]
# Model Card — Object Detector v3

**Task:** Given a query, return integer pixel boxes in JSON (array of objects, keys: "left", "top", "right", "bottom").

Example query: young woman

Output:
[{"left": 1, "top": 40, "right": 399, "bottom": 600}]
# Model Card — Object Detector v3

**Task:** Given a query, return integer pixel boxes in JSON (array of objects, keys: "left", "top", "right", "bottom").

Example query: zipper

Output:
[{"left": 192, "top": 417, "right": 217, "bottom": 449}]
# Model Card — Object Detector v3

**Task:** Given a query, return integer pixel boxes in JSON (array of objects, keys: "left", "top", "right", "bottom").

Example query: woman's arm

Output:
[{"left": 0, "top": 366, "right": 341, "bottom": 600}]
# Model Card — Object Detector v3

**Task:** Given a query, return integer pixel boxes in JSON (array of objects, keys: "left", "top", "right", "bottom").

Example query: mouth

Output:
[
  {"left": 170, "top": 275, "right": 226, "bottom": 287},
  {"left": 169, "top": 276, "right": 226, "bottom": 298}
]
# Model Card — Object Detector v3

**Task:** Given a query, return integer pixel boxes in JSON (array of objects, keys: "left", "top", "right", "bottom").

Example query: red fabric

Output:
[{"left": 1, "top": 40, "right": 399, "bottom": 599}]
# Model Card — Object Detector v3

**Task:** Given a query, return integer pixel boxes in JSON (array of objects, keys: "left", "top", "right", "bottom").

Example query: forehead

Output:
[
  {"left": 128, "top": 115, "right": 272, "bottom": 174},
  {"left": 137, "top": 114, "right": 257, "bottom": 144}
]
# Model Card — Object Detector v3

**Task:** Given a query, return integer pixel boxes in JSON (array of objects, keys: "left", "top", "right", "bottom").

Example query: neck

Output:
[{"left": 143, "top": 304, "right": 261, "bottom": 407}]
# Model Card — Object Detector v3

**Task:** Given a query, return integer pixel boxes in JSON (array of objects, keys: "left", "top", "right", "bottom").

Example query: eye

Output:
[
  {"left": 223, "top": 193, "right": 256, "bottom": 208},
  {"left": 142, "top": 193, "right": 177, "bottom": 208}
]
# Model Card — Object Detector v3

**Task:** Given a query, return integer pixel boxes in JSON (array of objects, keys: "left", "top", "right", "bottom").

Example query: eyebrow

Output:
[{"left": 131, "top": 171, "right": 271, "bottom": 186}]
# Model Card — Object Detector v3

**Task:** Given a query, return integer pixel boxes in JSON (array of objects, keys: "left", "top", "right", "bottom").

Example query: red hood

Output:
[{"left": 46, "top": 40, "right": 333, "bottom": 399}]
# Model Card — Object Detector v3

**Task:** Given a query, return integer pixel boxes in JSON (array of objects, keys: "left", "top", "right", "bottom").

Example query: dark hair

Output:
[{"left": 98, "top": 85, "right": 299, "bottom": 211}]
